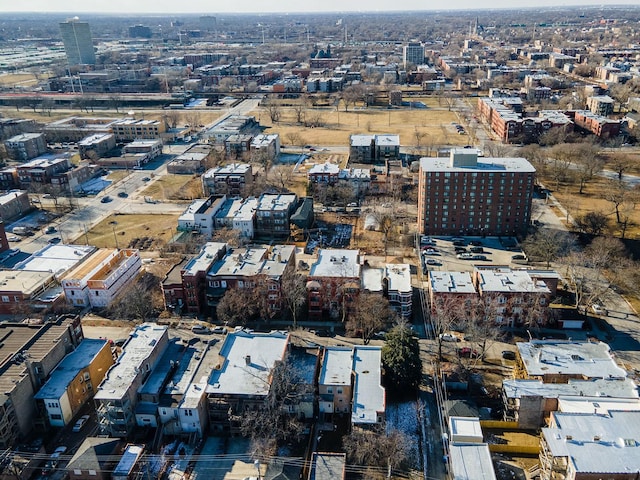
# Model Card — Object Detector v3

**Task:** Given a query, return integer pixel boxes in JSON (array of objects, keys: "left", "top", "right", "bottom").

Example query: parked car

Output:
[
  {"left": 420, "top": 236, "right": 436, "bottom": 246},
  {"left": 457, "top": 347, "right": 479, "bottom": 358},
  {"left": 472, "top": 254, "right": 487, "bottom": 261},
  {"left": 457, "top": 253, "right": 474, "bottom": 260},
  {"left": 452, "top": 240, "right": 466, "bottom": 247},
  {"left": 7, "top": 236, "right": 20, "bottom": 242},
  {"left": 42, "top": 446, "right": 67, "bottom": 476},
  {"left": 502, "top": 350, "right": 516, "bottom": 360},
  {"left": 72, "top": 414, "right": 90, "bottom": 432},
  {"left": 454, "top": 247, "right": 467, "bottom": 254},
  {"left": 142, "top": 177, "right": 151, "bottom": 182},
  {"left": 45, "top": 226, "right": 56, "bottom": 234},
  {"left": 117, "top": 191, "right": 128, "bottom": 198},
  {"left": 591, "top": 304, "right": 608, "bottom": 316},
  {"left": 511, "top": 254, "right": 528, "bottom": 264},
  {"left": 48, "top": 237, "right": 61, "bottom": 244},
  {"left": 470, "top": 246, "right": 484, "bottom": 253},
  {"left": 426, "top": 258, "right": 440, "bottom": 266},
  {"left": 211, "top": 326, "right": 226, "bottom": 334},
  {"left": 191, "top": 325, "right": 212, "bottom": 334},
  {"left": 439, "top": 333, "right": 461, "bottom": 342},
  {"left": 423, "top": 248, "right": 438, "bottom": 255},
  {"left": 469, "top": 240, "right": 483, "bottom": 246},
  {"left": 100, "top": 196, "right": 112, "bottom": 203}
]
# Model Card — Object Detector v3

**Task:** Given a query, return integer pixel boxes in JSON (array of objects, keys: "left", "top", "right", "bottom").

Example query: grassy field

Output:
[
  {"left": 140, "top": 174, "right": 203, "bottom": 201},
  {"left": 0, "top": 73, "right": 45, "bottom": 87},
  {"left": 76, "top": 213, "right": 179, "bottom": 248},
  {"left": 255, "top": 98, "right": 469, "bottom": 148},
  {"left": 545, "top": 174, "right": 640, "bottom": 239}
]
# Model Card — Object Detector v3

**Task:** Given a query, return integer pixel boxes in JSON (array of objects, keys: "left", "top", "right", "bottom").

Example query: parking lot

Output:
[{"left": 418, "top": 236, "right": 527, "bottom": 275}]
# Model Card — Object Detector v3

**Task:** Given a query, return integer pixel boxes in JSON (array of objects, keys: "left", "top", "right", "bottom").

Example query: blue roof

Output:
[{"left": 34, "top": 339, "right": 107, "bottom": 400}]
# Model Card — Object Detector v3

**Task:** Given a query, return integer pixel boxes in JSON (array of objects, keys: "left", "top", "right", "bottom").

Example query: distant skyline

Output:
[{"left": 2, "top": 0, "right": 639, "bottom": 15}]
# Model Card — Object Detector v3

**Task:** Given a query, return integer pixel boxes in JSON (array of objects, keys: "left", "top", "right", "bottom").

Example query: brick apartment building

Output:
[{"left": 418, "top": 149, "right": 535, "bottom": 236}]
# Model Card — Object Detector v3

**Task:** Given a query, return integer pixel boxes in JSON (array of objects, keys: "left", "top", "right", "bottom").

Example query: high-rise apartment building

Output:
[
  {"left": 403, "top": 42, "right": 425, "bottom": 68},
  {"left": 59, "top": 18, "right": 96, "bottom": 65},
  {"left": 418, "top": 149, "right": 535, "bottom": 236}
]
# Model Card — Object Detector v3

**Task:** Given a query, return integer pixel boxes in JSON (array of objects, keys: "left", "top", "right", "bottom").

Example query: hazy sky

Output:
[{"left": 2, "top": 0, "right": 639, "bottom": 14}]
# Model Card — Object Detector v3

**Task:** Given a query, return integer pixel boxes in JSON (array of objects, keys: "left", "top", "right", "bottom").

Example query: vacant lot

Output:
[
  {"left": 76, "top": 213, "right": 179, "bottom": 248},
  {"left": 141, "top": 174, "right": 203, "bottom": 201},
  {"left": 255, "top": 99, "right": 469, "bottom": 148},
  {"left": 0, "top": 73, "right": 44, "bottom": 86}
]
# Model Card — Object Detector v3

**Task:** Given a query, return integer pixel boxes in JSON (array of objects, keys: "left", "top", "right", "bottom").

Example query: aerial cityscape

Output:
[{"left": 1, "top": 4, "right": 640, "bottom": 480}]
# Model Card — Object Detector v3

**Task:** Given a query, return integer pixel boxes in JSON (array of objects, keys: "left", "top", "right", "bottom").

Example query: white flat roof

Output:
[
  {"left": 449, "top": 416, "right": 483, "bottom": 442},
  {"left": 558, "top": 396, "right": 640, "bottom": 415},
  {"left": 94, "top": 323, "right": 167, "bottom": 401},
  {"left": 361, "top": 267, "right": 383, "bottom": 292},
  {"left": 308, "top": 163, "right": 340, "bottom": 175},
  {"left": 206, "top": 331, "right": 289, "bottom": 396},
  {"left": 15, "top": 244, "right": 96, "bottom": 278},
  {"left": 183, "top": 243, "right": 227, "bottom": 276},
  {"left": 517, "top": 341, "right": 627, "bottom": 379},
  {"left": 310, "top": 249, "right": 360, "bottom": 278},
  {"left": 352, "top": 346, "right": 385, "bottom": 424},
  {"left": 385, "top": 264, "right": 411, "bottom": 293},
  {"left": 476, "top": 269, "right": 550, "bottom": 294},
  {"left": 543, "top": 411, "right": 640, "bottom": 475},
  {"left": 319, "top": 347, "right": 352, "bottom": 386},
  {"left": 503, "top": 378, "right": 639, "bottom": 400},
  {"left": 430, "top": 271, "right": 476, "bottom": 294},
  {"left": 34, "top": 339, "right": 108, "bottom": 400},
  {"left": 449, "top": 443, "right": 497, "bottom": 480},
  {"left": 420, "top": 156, "right": 535, "bottom": 173}
]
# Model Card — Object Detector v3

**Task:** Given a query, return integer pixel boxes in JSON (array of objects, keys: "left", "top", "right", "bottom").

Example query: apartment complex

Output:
[
  {"left": 110, "top": 119, "right": 165, "bottom": 142},
  {"left": 307, "top": 249, "right": 361, "bottom": 319},
  {"left": 94, "top": 323, "right": 169, "bottom": 437},
  {"left": 60, "top": 248, "right": 141, "bottom": 308},
  {"left": 417, "top": 149, "right": 535, "bottom": 236},
  {"left": 349, "top": 134, "right": 400, "bottom": 164},
  {"left": 403, "top": 42, "right": 425, "bottom": 67},
  {"left": 202, "top": 163, "right": 253, "bottom": 196},
  {"left": 255, "top": 193, "right": 299, "bottom": 238},
  {"left": 59, "top": 18, "right": 96, "bottom": 65},
  {"left": 0, "top": 316, "right": 84, "bottom": 448},
  {"left": 4, "top": 133, "right": 47, "bottom": 161},
  {"left": 34, "top": 339, "right": 114, "bottom": 428}
]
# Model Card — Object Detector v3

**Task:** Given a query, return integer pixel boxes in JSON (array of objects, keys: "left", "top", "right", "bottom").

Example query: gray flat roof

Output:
[
  {"left": 543, "top": 411, "right": 640, "bottom": 474},
  {"left": 94, "top": 323, "right": 167, "bottom": 401},
  {"left": 558, "top": 397, "right": 640, "bottom": 415},
  {"left": 449, "top": 443, "right": 497, "bottom": 480},
  {"left": 34, "top": 339, "right": 108, "bottom": 400},
  {"left": 503, "top": 378, "right": 639, "bottom": 400},
  {"left": 517, "top": 341, "right": 627, "bottom": 379},
  {"left": 430, "top": 271, "right": 476, "bottom": 294},
  {"left": 205, "top": 331, "right": 289, "bottom": 396},
  {"left": 352, "top": 346, "right": 385, "bottom": 424},
  {"left": 420, "top": 156, "right": 536, "bottom": 173},
  {"left": 183, "top": 243, "right": 227, "bottom": 276},
  {"left": 309, "top": 453, "right": 345, "bottom": 480},
  {"left": 319, "top": 347, "right": 352, "bottom": 386},
  {"left": 475, "top": 268, "right": 550, "bottom": 294}
]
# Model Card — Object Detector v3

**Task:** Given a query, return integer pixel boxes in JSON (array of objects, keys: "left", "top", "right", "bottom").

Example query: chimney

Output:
[{"left": 245, "top": 355, "right": 251, "bottom": 366}]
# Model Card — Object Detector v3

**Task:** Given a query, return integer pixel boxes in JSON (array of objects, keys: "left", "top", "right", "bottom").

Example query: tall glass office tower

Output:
[{"left": 59, "top": 18, "right": 96, "bottom": 65}]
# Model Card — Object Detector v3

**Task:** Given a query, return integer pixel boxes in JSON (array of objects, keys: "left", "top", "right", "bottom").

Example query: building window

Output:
[{"left": 1, "top": 296, "right": 8, "bottom": 303}]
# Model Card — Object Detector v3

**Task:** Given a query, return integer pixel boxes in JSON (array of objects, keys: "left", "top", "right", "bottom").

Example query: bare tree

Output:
[
  {"left": 607, "top": 153, "right": 633, "bottom": 180},
  {"left": 162, "top": 111, "right": 181, "bottom": 129},
  {"left": 343, "top": 427, "right": 411, "bottom": 473},
  {"left": 269, "top": 164, "right": 295, "bottom": 192},
  {"left": 522, "top": 229, "right": 575, "bottom": 268},
  {"left": 573, "top": 144, "right": 604, "bottom": 194},
  {"left": 371, "top": 209, "right": 395, "bottom": 258},
  {"left": 280, "top": 269, "right": 307, "bottom": 327},
  {"left": 432, "top": 296, "right": 466, "bottom": 360},
  {"left": 574, "top": 211, "right": 609, "bottom": 235},
  {"left": 263, "top": 97, "right": 282, "bottom": 123},
  {"left": 602, "top": 179, "right": 638, "bottom": 225},
  {"left": 239, "top": 354, "right": 313, "bottom": 456},
  {"left": 561, "top": 237, "right": 627, "bottom": 312},
  {"left": 285, "top": 131, "right": 303, "bottom": 151},
  {"left": 346, "top": 293, "right": 397, "bottom": 344}
]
